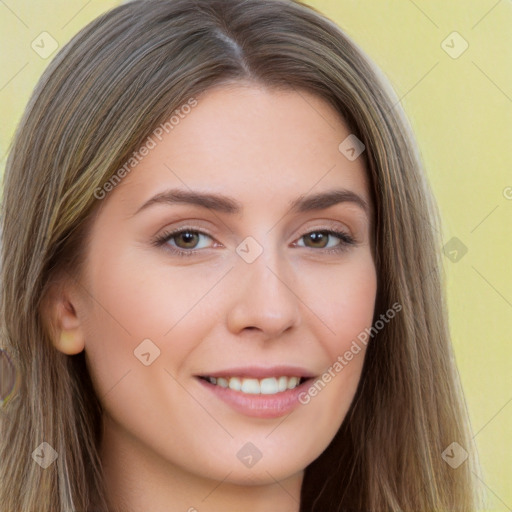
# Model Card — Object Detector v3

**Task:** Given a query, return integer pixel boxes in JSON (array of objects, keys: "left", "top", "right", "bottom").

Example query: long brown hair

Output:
[{"left": 0, "top": 0, "right": 482, "bottom": 510}]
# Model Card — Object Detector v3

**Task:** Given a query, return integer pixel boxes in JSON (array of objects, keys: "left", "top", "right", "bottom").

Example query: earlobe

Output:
[{"left": 53, "top": 327, "right": 85, "bottom": 355}]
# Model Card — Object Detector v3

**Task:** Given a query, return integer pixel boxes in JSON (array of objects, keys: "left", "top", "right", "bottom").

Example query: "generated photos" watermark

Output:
[{"left": 298, "top": 301, "right": 402, "bottom": 405}]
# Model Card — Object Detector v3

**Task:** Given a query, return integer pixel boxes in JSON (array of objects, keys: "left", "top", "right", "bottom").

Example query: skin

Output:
[{"left": 48, "top": 83, "right": 377, "bottom": 512}]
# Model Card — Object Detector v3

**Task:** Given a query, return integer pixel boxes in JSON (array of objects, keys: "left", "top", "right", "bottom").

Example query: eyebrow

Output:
[{"left": 133, "top": 187, "right": 370, "bottom": 217}]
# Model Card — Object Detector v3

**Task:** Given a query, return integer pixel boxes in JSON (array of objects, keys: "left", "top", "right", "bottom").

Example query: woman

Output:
[{"left": 0, "top": 0, "right": 482, "bottom": 510}]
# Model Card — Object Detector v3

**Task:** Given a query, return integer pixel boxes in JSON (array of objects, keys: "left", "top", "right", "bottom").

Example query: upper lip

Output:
[{"left": 196, "top": 365, "right": 317, "bottom": 379}]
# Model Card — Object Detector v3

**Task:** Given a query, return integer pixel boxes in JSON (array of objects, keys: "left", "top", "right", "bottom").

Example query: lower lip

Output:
[{"left": 196, "top": 377, "right": 313, "bottom": 419}]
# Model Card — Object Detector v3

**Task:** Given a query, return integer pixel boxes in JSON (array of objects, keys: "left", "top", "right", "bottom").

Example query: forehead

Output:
[{"left": 104, "top": 84, "right": 370, "bottom": 216}]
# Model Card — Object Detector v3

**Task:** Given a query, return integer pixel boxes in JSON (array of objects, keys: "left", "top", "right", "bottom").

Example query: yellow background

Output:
[{"left": 1, "top": 1, "right": 510, "bottom": 509}]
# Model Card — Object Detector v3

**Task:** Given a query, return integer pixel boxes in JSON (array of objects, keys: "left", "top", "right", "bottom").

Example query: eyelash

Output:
[{"left": 151, "top": 226, "right": 356, "bottom": 257}]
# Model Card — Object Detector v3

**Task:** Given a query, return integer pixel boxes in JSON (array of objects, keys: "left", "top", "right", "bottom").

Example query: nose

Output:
[{"left": 225, "top": 246, "right": 302, "bottom": 339}]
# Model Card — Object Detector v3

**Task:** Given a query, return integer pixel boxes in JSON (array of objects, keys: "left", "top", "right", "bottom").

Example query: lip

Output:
[
  {"left": 195, "top": 366, "right": 316, "bottom": 419},
  {"left": 196, "top": 365, "right": 316, "bottom": 379}
]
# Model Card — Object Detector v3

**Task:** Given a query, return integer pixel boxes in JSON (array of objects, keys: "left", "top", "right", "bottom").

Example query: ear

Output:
[{"left": 40, "top": 276, "right": 86, "bottom": 355}]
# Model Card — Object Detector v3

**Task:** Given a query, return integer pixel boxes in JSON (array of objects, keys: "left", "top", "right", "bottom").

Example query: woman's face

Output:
[{"left": 70, "top": 84, "right": 376, "bottom": 490}]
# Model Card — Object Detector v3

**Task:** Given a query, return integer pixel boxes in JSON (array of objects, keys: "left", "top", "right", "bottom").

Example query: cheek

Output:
[
  {"left": 300, "top": 253, "right": 377, "bottom": 361},
  {"left": 84, "top": 236, "right": 202, "bottom": 340},
  {"left": 298, "top": 255, "right": 376, "bottom": 417},
  {"left": 81, "top": 248, "right": 223, "bottom": 395}
]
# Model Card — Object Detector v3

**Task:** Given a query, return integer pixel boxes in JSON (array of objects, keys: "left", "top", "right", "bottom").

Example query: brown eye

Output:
[
  {"left": 152, "top": 228, "right": 216, "bottom": 257},
  {"left": 296, "top": 229, "right": 356, "bottom": 254},
  {"left": 303, "top": 231, "right": 330, "bottom": 249},
  {"left": 173, "top": 231, "right": 201, "bottom": 249}
]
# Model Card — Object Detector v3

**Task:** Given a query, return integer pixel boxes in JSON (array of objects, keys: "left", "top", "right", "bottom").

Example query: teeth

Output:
[
  {"left": 287, "top": 376, "right": 299, "bottom": 389},
  {"left": 216, "top": 377, "right": 228, "bottom": 388},
  {"left": 228, "top": 377, "right": 242, "bottom": 391},
  {"left": 241, "top": 379, "right": 260, "bottom": 394},
  {"left": 205, "top": 376, "right": 304, "bottom": 394}
]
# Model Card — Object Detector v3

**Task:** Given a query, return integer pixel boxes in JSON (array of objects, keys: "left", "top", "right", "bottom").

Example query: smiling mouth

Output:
[{"left": 197, "top": 375, "right": 310, "bottom": 395}]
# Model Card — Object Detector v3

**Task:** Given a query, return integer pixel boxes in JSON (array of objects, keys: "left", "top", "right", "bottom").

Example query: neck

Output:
[{"left": 99, "top": 414, "right": 303, "bottom": 512}]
